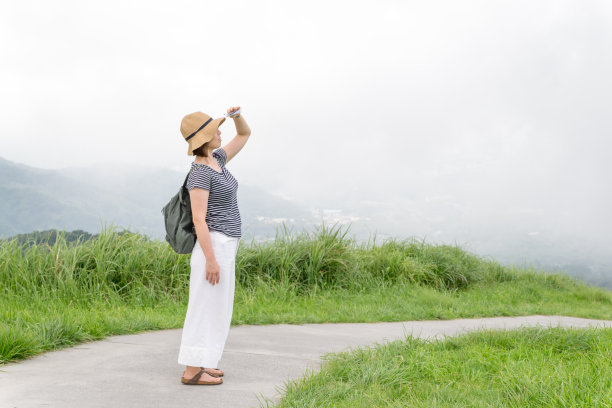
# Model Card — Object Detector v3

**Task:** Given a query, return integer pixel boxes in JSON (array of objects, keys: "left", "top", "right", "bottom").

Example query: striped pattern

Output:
[{"left": 187, "top": 148, "right": 241, "bottom": 238}]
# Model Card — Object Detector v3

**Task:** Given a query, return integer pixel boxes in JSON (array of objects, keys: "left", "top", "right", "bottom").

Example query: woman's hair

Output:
[{"left": 192, "top": 142, "right": 210, "bottom": 157}]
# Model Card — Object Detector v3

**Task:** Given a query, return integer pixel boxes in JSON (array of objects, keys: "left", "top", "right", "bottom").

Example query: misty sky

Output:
[{"left": 1, "top": 1, "right": 611, "bottom": 257}]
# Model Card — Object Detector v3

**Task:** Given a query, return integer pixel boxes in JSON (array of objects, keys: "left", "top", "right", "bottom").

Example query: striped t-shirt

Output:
[{"left": 187, "top": 147, "right": 241, "bottom": 238}]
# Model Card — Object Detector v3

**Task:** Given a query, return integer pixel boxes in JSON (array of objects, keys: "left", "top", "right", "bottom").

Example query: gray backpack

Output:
[{"left": 161, "top": 170, "right": 196, "bottom": 254}]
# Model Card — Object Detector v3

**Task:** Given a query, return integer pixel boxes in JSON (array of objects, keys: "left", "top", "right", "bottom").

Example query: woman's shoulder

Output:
[
  {"left": 187, "top": 163, "right": 213, "bottom": 190},
  {"left": 189, "top": 163, "right": 214, "bottom": 180}
]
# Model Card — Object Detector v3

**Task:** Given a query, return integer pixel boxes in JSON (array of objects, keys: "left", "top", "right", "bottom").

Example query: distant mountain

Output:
[
  {"left": 0, "top": 156, "right": 314, "bottom": 241},
  {"left": 1, "top": 155, "right": 610, "bottom": 290}
]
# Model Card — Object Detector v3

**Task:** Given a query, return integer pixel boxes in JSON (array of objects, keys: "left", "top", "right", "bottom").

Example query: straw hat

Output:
[{"left": 180, "top": 111, "right": 226, "bottom": 156}]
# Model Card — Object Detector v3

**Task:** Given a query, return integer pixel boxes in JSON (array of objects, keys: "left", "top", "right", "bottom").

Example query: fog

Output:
[{"left": 1, "top": 1, "right": 611, "bottom": 271}]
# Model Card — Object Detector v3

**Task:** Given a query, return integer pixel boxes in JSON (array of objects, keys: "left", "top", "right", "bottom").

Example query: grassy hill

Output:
[{"left": 2, "top": 222, "right": 611, "bottom": 405}]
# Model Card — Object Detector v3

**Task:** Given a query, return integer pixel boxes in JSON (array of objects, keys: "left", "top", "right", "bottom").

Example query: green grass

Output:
[
  {"left": 267, "top": 325, "right": 612, "bottom": 407},
  {"left": 2, "top": 222, "right": 612, "bottom": 406}
]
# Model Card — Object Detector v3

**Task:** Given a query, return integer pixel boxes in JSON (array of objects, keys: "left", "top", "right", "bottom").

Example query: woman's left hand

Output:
[{"left": 227, "top": 106, "right": 241, "bottom": 118}]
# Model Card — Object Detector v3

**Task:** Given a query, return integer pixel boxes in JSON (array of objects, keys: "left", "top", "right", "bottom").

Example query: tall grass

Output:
[
  {"left": 237, "top": 222, "right": 519, "bottom": 294},
  {"left": 0, "top": 221, "right": 560, "bottom": 302},
  {"left": 0, "top": 221, "right": 601, "bottom": 365},
  {"left": 1, "top": 225, "right": 187, "bottom": 307}
]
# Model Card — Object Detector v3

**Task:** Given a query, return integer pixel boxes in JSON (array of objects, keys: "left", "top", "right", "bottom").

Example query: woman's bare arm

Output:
[
  {"left": 222, "top": 106, "right": 251, "bottom": 164},
  {"left": 190, "top": 188, "right": 217, "bottom": 263}
]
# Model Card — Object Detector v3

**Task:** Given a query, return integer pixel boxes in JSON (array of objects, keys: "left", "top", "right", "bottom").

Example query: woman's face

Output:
[
  {"left": 216, "top": 128, "right": 222, "bottom": 145},
  {"left": 209, "top": 128, "right": 222, "bottom": 148},
  {"left": 204, "top": 129, "right": 222, "bottom": 151}
]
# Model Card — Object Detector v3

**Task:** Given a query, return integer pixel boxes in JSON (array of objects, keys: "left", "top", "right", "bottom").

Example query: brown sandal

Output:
[
  {"left": 201, "top": 367, "right": 224, "bottom": 377},
  {"left": 181, "top": 367, "right": 223, "bottom": 385}
]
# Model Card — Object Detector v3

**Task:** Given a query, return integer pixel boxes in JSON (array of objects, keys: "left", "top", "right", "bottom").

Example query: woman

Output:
[{"left": 177, "top": 106, "right": 251, "bottom": 385}]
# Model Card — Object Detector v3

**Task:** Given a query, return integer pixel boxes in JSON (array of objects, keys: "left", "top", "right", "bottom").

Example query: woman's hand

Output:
[
  {"left": 206, "top": 258, "right": 221, "bottom": 286},
  {"left": 226, "top": 106, "right": 241, "bottom": 119}
]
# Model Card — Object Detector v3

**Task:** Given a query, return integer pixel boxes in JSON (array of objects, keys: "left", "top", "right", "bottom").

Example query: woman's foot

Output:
[
  {"left": 201, "top": 367, "right": 224, "bottom": 377},
  {"left": 183, "top": 367, "right": 222, "bottom": 384}
]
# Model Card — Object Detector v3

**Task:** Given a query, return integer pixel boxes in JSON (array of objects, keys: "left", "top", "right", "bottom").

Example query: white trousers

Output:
[{"left": 177, "top": 230, "right": 240, "bottom": 368}]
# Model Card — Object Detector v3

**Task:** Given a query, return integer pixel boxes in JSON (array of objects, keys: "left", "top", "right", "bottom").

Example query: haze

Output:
[{"left": 1, "top": 1, "right": 611, "bottom": 273}]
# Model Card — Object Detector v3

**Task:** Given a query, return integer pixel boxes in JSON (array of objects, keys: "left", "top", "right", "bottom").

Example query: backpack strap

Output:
[
  {"left": 183, "top": 169, "right": 191, "bottom": 187},
  {"left": 179, "top": 169, "right": 192, "bottom": 205}
]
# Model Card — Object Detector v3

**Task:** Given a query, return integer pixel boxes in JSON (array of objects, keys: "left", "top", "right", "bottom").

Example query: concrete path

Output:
[{"left": 2, "top": 315, "right": 612, "bottom": 408}]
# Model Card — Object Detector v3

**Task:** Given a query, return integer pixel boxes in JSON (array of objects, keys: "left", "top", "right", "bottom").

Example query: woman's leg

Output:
[
  {"left": 177, "top": 231, "right": 237, "bottom": 369},
  {"left": 219, "top": 236, "right": 239, "bottom": 348}
]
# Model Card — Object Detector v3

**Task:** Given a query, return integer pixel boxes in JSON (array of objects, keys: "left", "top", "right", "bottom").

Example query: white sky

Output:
[{"left": 1, "top": 0, "right": 611, "bottom": 255}]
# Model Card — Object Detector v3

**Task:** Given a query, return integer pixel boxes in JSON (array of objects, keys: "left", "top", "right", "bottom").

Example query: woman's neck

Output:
[{"left": 194, "top": 152, "right": 215, "bottom": 164}]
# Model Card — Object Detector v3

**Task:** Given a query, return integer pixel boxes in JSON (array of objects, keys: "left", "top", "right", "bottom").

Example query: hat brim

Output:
[{"left": 187, "top": 117, "right": 226, "bottom": 156}]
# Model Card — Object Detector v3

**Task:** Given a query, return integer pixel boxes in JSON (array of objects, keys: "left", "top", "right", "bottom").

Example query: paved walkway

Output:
[{"left": 2, "top": 315, "right": 612, "bottom": 407}]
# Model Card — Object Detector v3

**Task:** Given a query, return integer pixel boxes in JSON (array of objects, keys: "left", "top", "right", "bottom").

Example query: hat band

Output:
[{"left": 185, "top": 117, "right": 213, "bottom": 141}]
